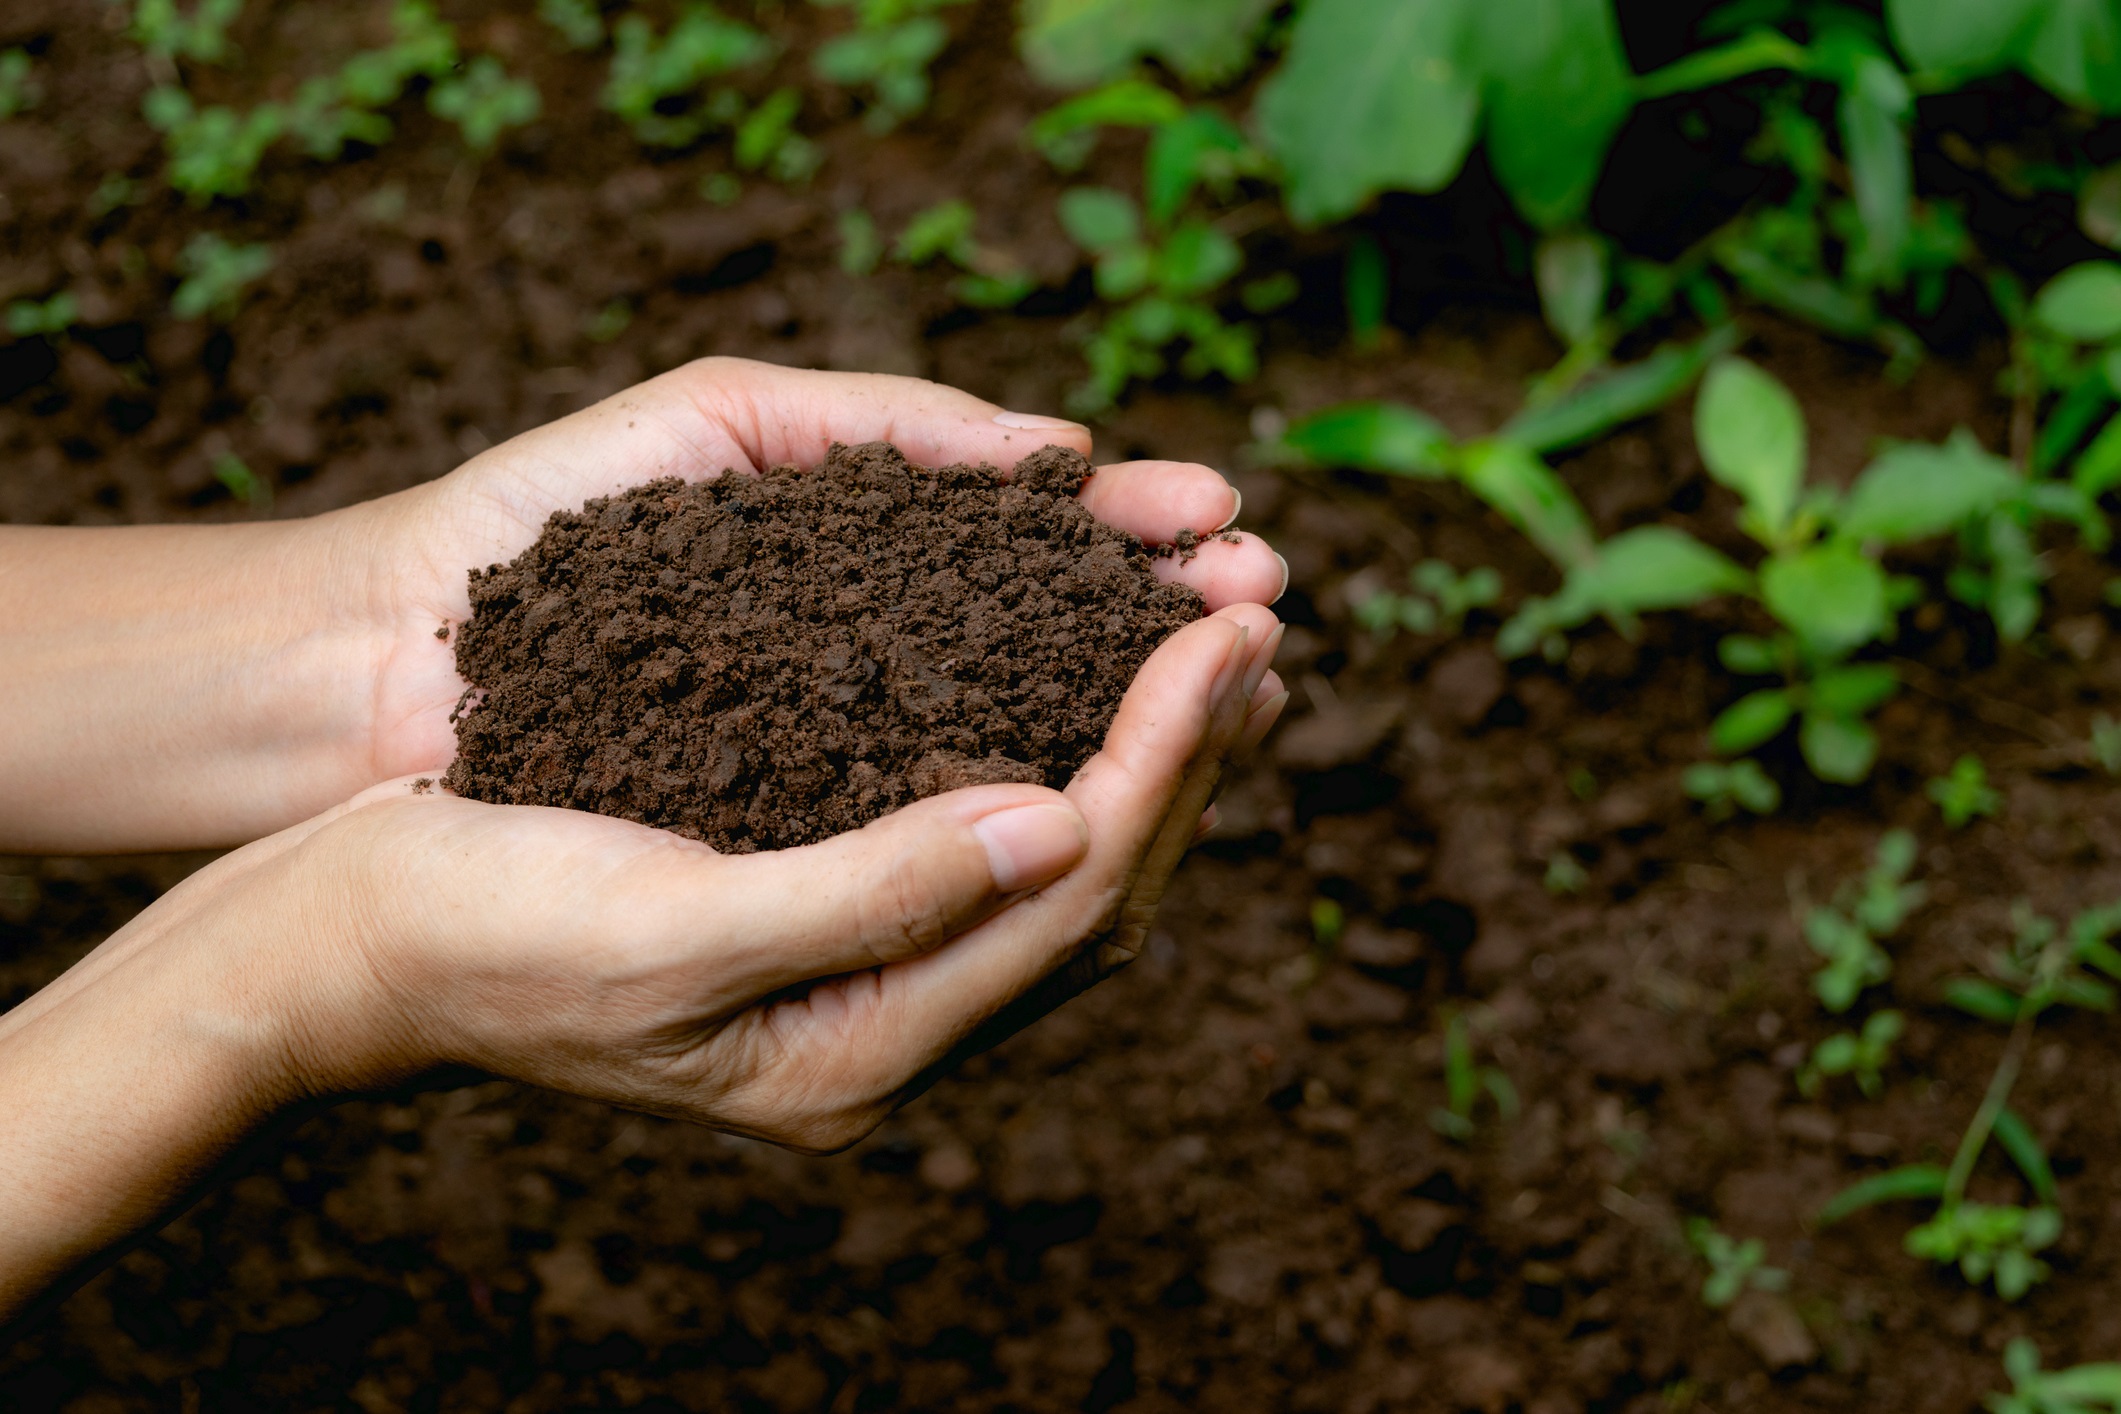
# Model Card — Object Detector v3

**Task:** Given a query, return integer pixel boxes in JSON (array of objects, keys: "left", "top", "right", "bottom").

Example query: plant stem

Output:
[{"left": 1940, "top": 1005, "right": 2035, "bottom": 1209}]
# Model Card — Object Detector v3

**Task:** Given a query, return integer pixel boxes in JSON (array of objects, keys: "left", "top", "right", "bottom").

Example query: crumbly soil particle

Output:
[{"left": 442, "top": 442, "right": 1201, "bottom": 852}]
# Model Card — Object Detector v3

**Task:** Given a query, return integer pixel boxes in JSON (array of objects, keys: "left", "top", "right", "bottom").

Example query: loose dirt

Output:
[{"left": 443, "top": 442, "right": 1199, "bottom": 852}]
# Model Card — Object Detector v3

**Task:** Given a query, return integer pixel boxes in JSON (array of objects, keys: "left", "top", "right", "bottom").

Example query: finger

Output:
[
  {"left": 1193, "top": 804, "right": 1220, "bottom": 842},
  {"left": 1148, "top": 531, "right": 1288, "bottom": 610},
  {"left": 703, "top": 783, "right": 1088, "bottom": 997},
  {"left": 1076, "top": 460, "right": 1240, "bottom": 543},
  {"left": 1240, "top": 675, "right": 1289, "bottom": 755}
]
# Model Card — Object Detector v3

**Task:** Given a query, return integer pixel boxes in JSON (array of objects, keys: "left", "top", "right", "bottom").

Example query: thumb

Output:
[{"left": 704, "top": 784, "right": 1089, "bottom": 997}]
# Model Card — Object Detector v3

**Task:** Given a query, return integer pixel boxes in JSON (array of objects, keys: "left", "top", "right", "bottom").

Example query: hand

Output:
[{"left": 342, "top": 357, "right": 1288, "bottom": 793}]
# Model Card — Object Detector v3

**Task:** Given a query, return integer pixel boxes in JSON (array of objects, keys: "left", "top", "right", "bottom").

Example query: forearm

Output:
[{"left": 0, "top": 518, "right": 385, "bottom": 852}]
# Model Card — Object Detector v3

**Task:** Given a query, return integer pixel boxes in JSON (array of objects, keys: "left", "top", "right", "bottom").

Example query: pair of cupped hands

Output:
[{"left": 0, "top": 358, "right": 1286, "bottom": 1316}]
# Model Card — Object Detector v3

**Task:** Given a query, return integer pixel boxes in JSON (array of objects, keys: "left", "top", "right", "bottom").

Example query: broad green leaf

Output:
[
  {"left": 1093, "top": 244, "right": 1153, "bottom": 300},
  {"left": 1457, "top": 440, "right": 1597, "bottom": 569},
  {"left": 2032, "top": 261, "right": 2121, "bottom": 342},
  {"left": 1802, "top": 710, "right": 1879, "bottom": 782},
  {"left": 1144, "top": 108, "right": 1247, "bottom": 226},
  {"left": 1886, "top": 0, "right": 2043, "bottom": 74},
  {"left": 1503, "top": 326, "right": 1740, "bottom": 455},
  {"left": 1019, "top": 0, "right": 1278, "bottom": 89},
  {"left": 1811, "top": 662, "right": 1898, "bottom": 716},
  {"left": 1836, "top": 431, "right": 2019, "bottom": 544},
  {"left": 1697, "top": 357, "right": 1806, "bottom": 537},
  {"left": 1470, "top": 0, "right": 1634, "bottom": 230},
  {"left": 1156, "top": 220, "right": 1243, "bottom": 296},
  {"left": 1278, "top": 403, "right": 1454, "bottom": 476},
  {"left": 1761, "top": 543, "right": 1889, "bottom": 657},
  {"left": 1838, "top": 52, "right": 1912, "bottom": 284},
  {"left": 1569, "top": 525, "right": 1750, "bottom": 615},
  {"left": 1711, "top": 688, "right": 1794, "bottom": 753},
  {"left": 1255, "top": 0, "right": 1480, "bottom": 228},
  {"left": 1816, "top": 1163, "right": 1947, "bottom": 1226},
  {"left": 1944, "top": 977, "right": 2024, "bottom": 1022},
  {"left": 2025, "top": 0, "right": 2121, "bottom": 113},
  {"left": 1992, "top": 1107, "right": 2059, "bottom": 1205},
  {"left": 1026, "top": 79, "right": 1185, "bottom": 165},
  {"left": 1057, "top": 186, "right": 1140, "bottom": 253},
  {"left": 1717, "top": 633, "right": 1780, "bottom": 675},
  {"left": 1534, "top": 231, "right": 1607, "bottom": 347}
]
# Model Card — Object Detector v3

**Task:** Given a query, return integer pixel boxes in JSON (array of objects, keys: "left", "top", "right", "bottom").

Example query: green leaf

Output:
[
  {"left": 1992, "top": 1107, "right": 2059, "bottom": 1206},
  {"left": 1945, "top": 976, "right": 2025, "bottom": 1023},
  {"left": 1144, "top": 108, "right": 1247, "bottom": 226},
  {"left": 1697, "top": 357, "right": 1806, "bottom": 538},
  {"left": 1838, "top": 51, "right": 1912, "bottom": 285},
  {"left": 1816, "top": 1163, "right": 1947, "bottom": 1226},
  {"left": 1761, "top": 543, "right": 1889, "bottom": 658},
  {"left": 1457, "top": 440, "right": 1598, "bottom": 569},
  {"left": 1712, "top": 689, "right": 1795, "bottom": 754},
  {"left": 1567, "top": 525, "right": 1751, "bottom": 617},
  {"left": 1255, "top": 0, "right": 1480, "bottom": 228},
  {"left": 1802, "top": 710, "right": 1878, "bottom": 783},
  {"left": 1345, "top": 235, "right": 1388, "bottom": 347},
  {"left": 1718, "top": 633, "right": 1780, "bottom": 675},
  {"left": 1278, "top": 403, "right": 1454, "bottom": 476},
  {"left": 1636, "top": 27, "right": 1811, "bottom": 100},
  {"left": 1093, "top": 244, "right": 1153, "bottom": 300},
  {"left": 1157, "top": 220, "right": 1243, "bottom": 296},
  {"left": 1504, "top": 326, "right": 1741, "bottom": 456},
  {"left": 1026, "top": 79, "right": 1185, "bottom": 165},
  {"left": 1837, "top": 431, "right": 2019, "bottom": 544},
  {"left": 1019, "top": 0, "right": 1277, "bottom": 88},
  {"left": 1887, "top": 0, "right": 2045, "bottom": 73},
  {"left": 1058, "top": 186, "right": 1141, "bottom": 253},
  {"left": 1534, "top": 231, "right": 1607, "bottom": 347},
  {"left": 2025, "top": 0, "right": 2121, "bottom": 113},
  {"left": 1811, "top": 663, "right": 1898, "bottom": 716},
  {"left": 2032, "top": 262, "right": 2121, "bottom": 342},
  {"left": 1470, "top": 0, "right": 1633, "bottom": 230}
]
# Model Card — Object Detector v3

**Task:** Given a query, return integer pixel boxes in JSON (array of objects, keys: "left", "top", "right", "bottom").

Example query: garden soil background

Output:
[{"left": 7, "top": 2, "right": 2121, "bottom": 1410}]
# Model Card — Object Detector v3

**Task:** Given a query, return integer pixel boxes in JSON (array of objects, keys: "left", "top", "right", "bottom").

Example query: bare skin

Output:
[{"left": 0, "top": 358, "right": 1290, "bottom": 1330}]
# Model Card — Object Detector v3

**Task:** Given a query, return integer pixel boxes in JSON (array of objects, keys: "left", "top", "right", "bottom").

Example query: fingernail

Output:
[
  {"left": 1212, "top": 624, "right": 1251, "bottom": 708},
  {"left": 1272, "top": 553, "right": 1290, "bottom": 606},
  {"left": 1244, "top": 622, "right": 1285, "bottom": 700},
  {"left": 1215, "top": 485, "right": 1243, "bottom": 532},
  {"left": 993, "top": 411, "right": 1089, "bottom": 433},
  {"left": 1240, "top": 690, "right": 1290, "bottom": 754},
  {"left": 1193, "top": 804, "right": 1221, "bottom": 841},
  {"left": 974, "top": 803, "right": 1089, "bottom": 892}
]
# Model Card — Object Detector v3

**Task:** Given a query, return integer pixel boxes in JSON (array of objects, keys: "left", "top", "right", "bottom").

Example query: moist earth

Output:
[{"left": 442, "top": 442, "right": 1201, "bottom": 853}]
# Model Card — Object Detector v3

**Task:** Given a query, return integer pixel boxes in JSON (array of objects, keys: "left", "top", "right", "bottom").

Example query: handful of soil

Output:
[{"left": 443, "top": 442, "right": 1204, "bottom": 852}]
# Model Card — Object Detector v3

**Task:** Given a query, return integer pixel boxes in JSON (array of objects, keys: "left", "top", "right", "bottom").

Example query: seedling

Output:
[
  {"left": 893, "top": 200, "right": 1035, "bottom": 310},
  {"left": 811, "top": 0, "right": 970, "bottom": 133},
  {"left": 0, "top": 47, "right": 42, "bottom": 118},
  {"left": 2092, "top": 714, "right": 2121, "bottom": 775},
  {"left": 1682, "top": 758, "right": 1780, "bottom": 821},
  {"left": 1929, "top": 755, "right": 2001, "bottom": 830},
  {"left": 1684, "top": 1218, "right": 1789, "bottom": 1310},
  {"left": 584, "top": 299, "right": 631, "bottom": 344},
  {"left": 427, "top": 55, "right": 540, "bottom": 153},
  {"left": 1543, "top": 850, "right": 1588, "bottom": 896},
  {"left": 539, "top": 0, "right": 605, "bottom": 50},
  {"left": 145, "top": 86, "right": 286, "bottom": 202},
  {"left": 1906, "top": 1202, "right": 2060, "bottom": 1302},
  {"left": 1797, "top": 1008, "right": 1901, "bottom": 1099},
  {"left": 129, "top": 0, "right": 244, "bottom": 64},
  {"left": 1308, "top": 897, "right": 1343, "bottom": 952},
  {"left": 1429, "top": 1009, "right": 1516, "bottom": 1142},
  {"left": 732, "top": 88, "right": 820, "bottom": 184},
  {"left": 1801, "top": 829, "right": 1923, "bottom": 1013},
  {"left": 212, "top": 452, "right": 270, "bottom": 511},
  {"left": 1987, "top": 1339, "right": 2121, "bottom": 1414},
  {"left": 5, "top": 292, "right": 76, "bottom": 341},
  {"left": 1351, "top": 560, "right": 1500, "bottom": 639},
  {"left": 837, "top": 209, "right": 883, "bottom": 276},
  {"left": 171, "top": 234, "right": 273, "bottom": 322},
  {"left": 603, "top": 5, "right": 774, "bottom": 148},
  {"left": 1944, "top": 901, "right": 2121, "bottom": 1025}
]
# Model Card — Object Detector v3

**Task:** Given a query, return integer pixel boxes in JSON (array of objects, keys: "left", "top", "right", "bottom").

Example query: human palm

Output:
[{"left": 343, "top": 357, "right": 1285, "bottom": 786}]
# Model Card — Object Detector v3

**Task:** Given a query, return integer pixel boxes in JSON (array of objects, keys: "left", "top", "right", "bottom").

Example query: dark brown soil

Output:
[
  {"left": 8, "top": 2, "right": 2121, "bottom": 1411},
  {"left": 443, "top": 442, "right": 1200, "bottom": 852}
]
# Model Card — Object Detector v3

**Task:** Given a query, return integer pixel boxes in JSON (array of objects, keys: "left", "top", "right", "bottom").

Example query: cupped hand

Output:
[{"left": 336, "top": 357, "right": 1287, "bottom": 791}]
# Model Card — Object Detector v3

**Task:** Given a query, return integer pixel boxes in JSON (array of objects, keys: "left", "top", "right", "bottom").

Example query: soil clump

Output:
[{"left": 443, "top": 441, "right": 1201, "bottom": 852}]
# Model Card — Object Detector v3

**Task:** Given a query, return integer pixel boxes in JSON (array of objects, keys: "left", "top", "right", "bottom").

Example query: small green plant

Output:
[
  {"left": 1929, "top": 754, "right": 2001, "bottom": 829},
  {"left": 1429, "top": 1009, "right": 1516, "bottom": 1141},
  {"left": 1681, "top": 758, "right": 1781, "bottom": 821},
  {"left": 603, "top": 4, "right": 774, "bottom": 148},
  {"left": 1906, "top": 1201, "right": 2061, "bottom": 1302},
  {"left": 1684, "top": 1218, "right": 1789, "bottom": 1309},
  {"left": 539, "top": 0, "right": 605, "bottom": 50},
  {"left": 0, "top": 47, "right": 42, "bottom": 118},
  {"left": 2091, "top": 714, "right": 2121, "bottom": 775},
  {"left": 732, "top": 87, "right": 821, "bottom": 184},
  {"left": 1944, "top": 901, "right": 2121, "bottom": 1025},
  {"left": 128, "top": 0, "right": 244, "bottom": 64},
  {"left": 1797, "top": 1008, "right": 1902, "bottom": 1098},
  {"left": 1543, "top": 850, "right": 1588, "bottom": 896},
  {"left": 144, "top": 86, "right": 286, "bottom": 202},
  {"left": 1987, "top": 1339, "right": 2121, "bottom": 1414},
  {"left": 1352, "top": 560, "right": 1501, "bottom": 638},
  {"left": 5, "top": 291, "right": 76, "bottom": 340},
  {"left": 893, "top": 199, "right": 1035, "bottom": 310},
  {"left": 427, "top": 55, "right": 541, "bottom": 152},
  {"left": 212, "top": 452, "right": 270, "bottom": 510},
  {"left": 171, "top": 233, "right": 273, "bottom": 321},
  {"left": 1308, "top": 897, "right": 1343, "bottom": 951},
  {"left": 811, "top": 0, "right": 969, "bottom": 132},
  {"left": 1802, "top": 829, "right": 1923, "bottom": 1013},
  {"left": 837, "top": 209, "right": 883, "bottom": 276},
  {"left": 584, "top": 299, "right": 632, "bottom": 344}
]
